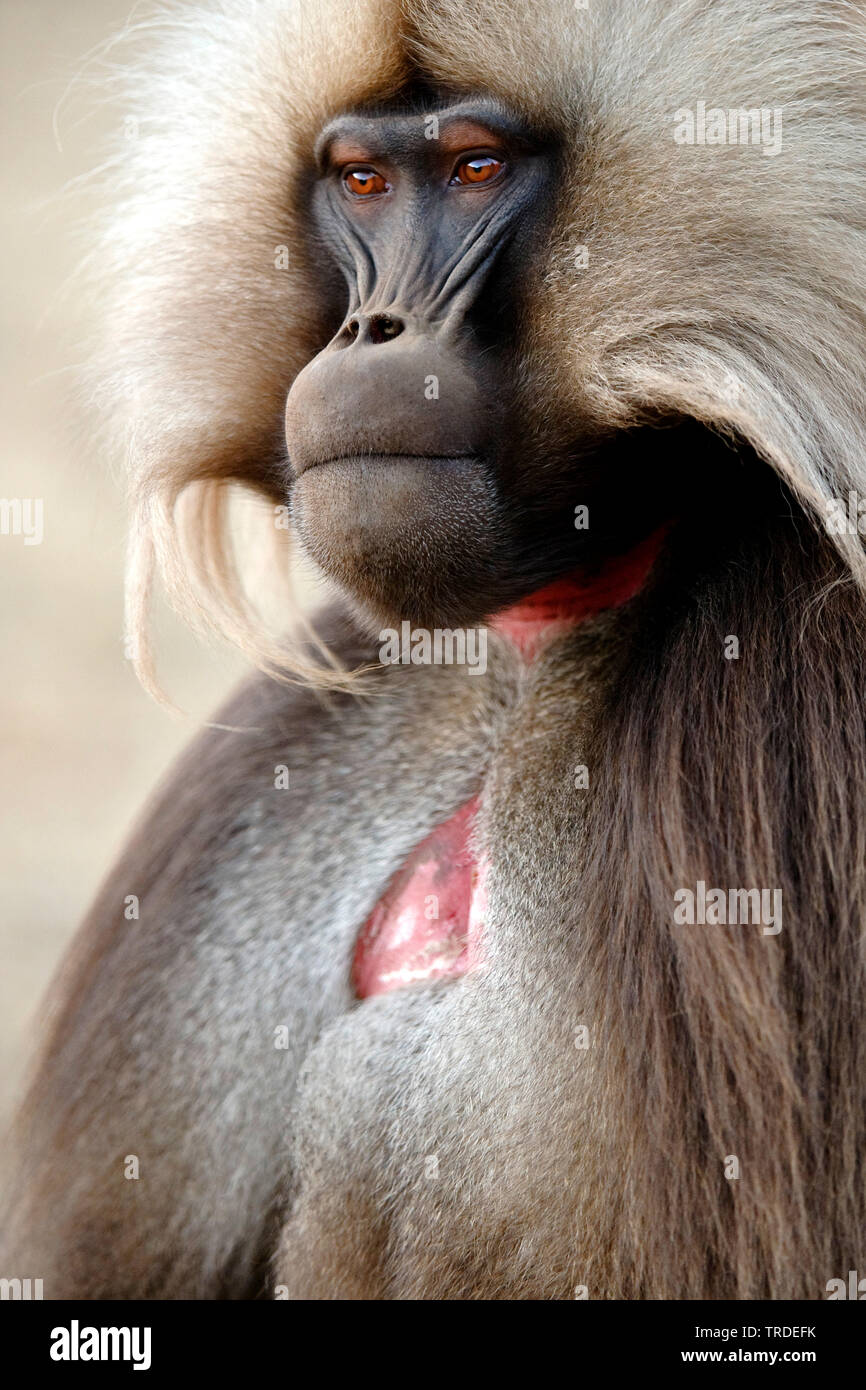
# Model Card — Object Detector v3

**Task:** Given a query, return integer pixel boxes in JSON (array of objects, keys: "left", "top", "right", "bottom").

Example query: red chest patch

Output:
[
  {"left": 352, "top": 798, "right": 488, "bottom": 998},
  {"left": 352, "top": 530, "right": 665, "bottom": 998}
]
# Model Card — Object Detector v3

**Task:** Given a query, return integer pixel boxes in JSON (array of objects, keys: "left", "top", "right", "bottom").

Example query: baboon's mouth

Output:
[{"left": 294, "top": 452, "right": 479, "bottom": 475}]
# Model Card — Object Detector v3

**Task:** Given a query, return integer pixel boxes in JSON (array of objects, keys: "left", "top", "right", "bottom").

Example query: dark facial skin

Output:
[{"left": 285, "top": 96, "right": 680, "bottom": 628}]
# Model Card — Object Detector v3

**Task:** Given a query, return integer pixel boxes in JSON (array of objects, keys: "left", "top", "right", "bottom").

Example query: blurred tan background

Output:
[{"left": 0, "top": 1, "right": 248, "bottom": 1128}]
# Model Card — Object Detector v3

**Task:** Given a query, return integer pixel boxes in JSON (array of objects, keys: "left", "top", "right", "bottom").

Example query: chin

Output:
[{"left": 290, "top": 453, "right": 509, "bottom": 627}]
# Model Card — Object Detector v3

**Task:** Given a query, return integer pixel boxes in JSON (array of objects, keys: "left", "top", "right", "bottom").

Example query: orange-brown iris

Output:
[
  {"left": 344, "top": 168, "right": 389, "bottom": 197},
  {"left": 452, "top": 155, "right": 503, "bottom": 185}
]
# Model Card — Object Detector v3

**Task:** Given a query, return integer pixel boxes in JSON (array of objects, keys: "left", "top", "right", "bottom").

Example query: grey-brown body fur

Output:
[
  {"left": 7, "top": 506, "right": 866, "bottom": 1299},
  {"left": 1, "top": 607, "right": 613, "bottom": 1298}
]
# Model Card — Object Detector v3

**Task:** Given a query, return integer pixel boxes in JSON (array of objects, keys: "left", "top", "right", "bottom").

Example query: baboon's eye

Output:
[
  {"left": 451, "top": 154, "right": 504, "bottom": 186},
  {"left": 344, "top": 167, "right": 390, "bottom": 197}
]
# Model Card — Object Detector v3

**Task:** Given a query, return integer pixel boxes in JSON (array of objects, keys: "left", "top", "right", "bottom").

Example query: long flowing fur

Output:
[{"left": 584, "top": 507, "right": 866, "bottom": 1296}]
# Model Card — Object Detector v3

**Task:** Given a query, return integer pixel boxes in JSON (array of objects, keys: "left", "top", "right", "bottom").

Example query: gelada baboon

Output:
[{"left": 3, "top": 0, "right": 866, "bottom": 1300}]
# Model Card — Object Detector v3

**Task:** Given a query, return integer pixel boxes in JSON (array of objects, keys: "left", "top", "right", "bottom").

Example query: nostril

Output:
[
  {"left": 369, "top": 314, "right": 404, "bottom": 344},
  {"left": 341, "top": 313, "right": 405, "bottom": 346}
]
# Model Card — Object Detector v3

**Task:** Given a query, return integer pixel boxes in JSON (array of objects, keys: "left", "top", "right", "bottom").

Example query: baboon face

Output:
[{"left": 285, "top": 93, "right": 580, "bottom": 628}]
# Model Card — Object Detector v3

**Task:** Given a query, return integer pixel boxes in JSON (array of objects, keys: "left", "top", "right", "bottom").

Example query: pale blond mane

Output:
[{"left": 87, "top": 0, "right": 866, "bottom": 692}]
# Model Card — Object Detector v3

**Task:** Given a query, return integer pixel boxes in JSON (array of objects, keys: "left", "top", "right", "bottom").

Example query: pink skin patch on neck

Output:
[
  {"left": 352, "top": 529, "right": 666, "bottom": 998},
  {"left": 490, "top": 526, "right": 667, "bottom": 657}
]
